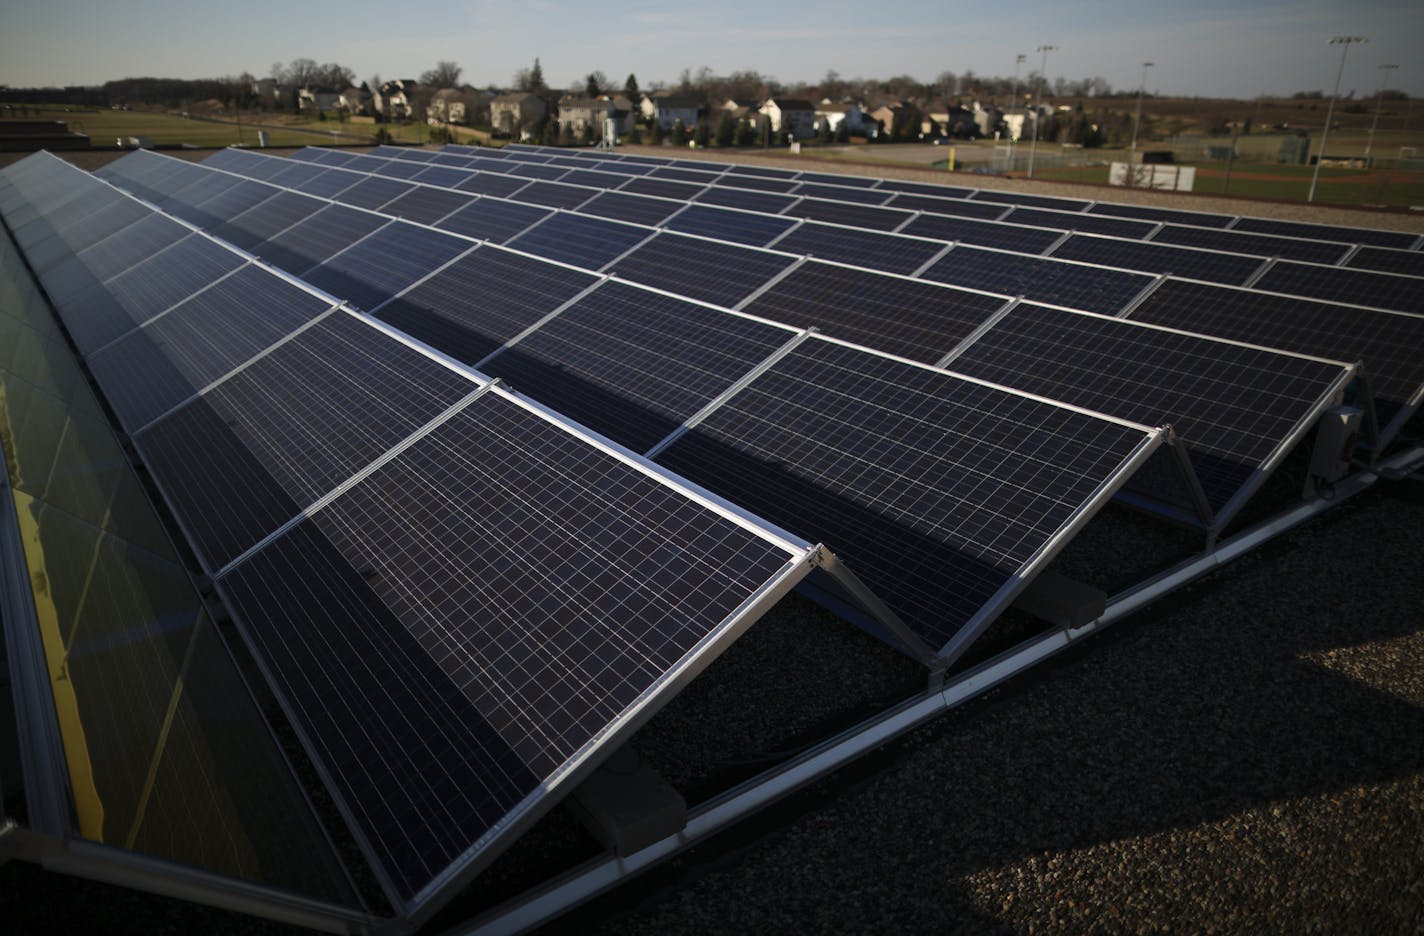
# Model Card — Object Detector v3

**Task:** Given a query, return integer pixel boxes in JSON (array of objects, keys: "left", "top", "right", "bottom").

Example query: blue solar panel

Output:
[
  {"left": 1003, "top": 207, "right": 1157, "bottom": 240},
  {"left": 782, "top": 199, "right": 914, "bottom": 233},
  {"left": 900, "top": 214, "right": 1063, "bottom": 254},
  {"left": 1345, "top": 246, "right": 1424, "bottom": 278},
  {"left": 482, "top": 281, "right": 793, "bottom": 452},
  {"left": 609, "top": 232, "right": 797, "bottom": 308},
  {"left": 789, "top": 183, "right": 895, "bottom": 205},
  {"left": 1050, "top": 234, "right": 1267, "bottom": 286},
  {"left": 620, "top": 177, "right": 707, "bottom": 201},
  {"left": 287, "top": 167, "right": 363, "bottom": 199},
  {"left": 453, "top": 173, "right": 532, "bottom": 198},
  {"left": 332, "top": 176, "right": 416, "bottom": 211},
  {"left": 773, "top": 223, "right": 945, "bottom": 276},
  {"left": 375, "top": 247, "right": 598, "bottom": 365},
  {"left": 303, "top": 221, "right": 473, "bottom": 312},
  {"left": 209, "top": 191, "right": 326, "bottom": 250},
  {"left": 1152, "top": 225, "right": 1351, "bottom": 265},
  {"left": 578, "top": 191, "right": 684, "bottom": 226},
  {"left": 1088, "top": 202, "right": 1234, "bottom": 227},
  {"left": 436, "top": 198, "right": 552, "bottom": 244},
  {"left": 508, "top": 180, "right": 598, "bottom": 210},
  {"left": 250, "top": 204, "right": 390, "bottom": 276},
  {"left": 663, "top": 204, "right": 799, "bottom": 247},
  {"left": 886, "top": 192, "right": 1010, "bottom": 220},
  {"left": 921, "top": 246, "right": 1153, "bottom": 314},
  {"left": 1253, "top": 261, "right": 1424, "bottom": 314},
  {"left": 1231, "top": 216, "right": 1418, "bottom": 250},
  {"left": 505, "top": 213, "right": 651, "bottom": 270},
  {"left": 379, "top": 187, "right": 477, "bottom": 225}
]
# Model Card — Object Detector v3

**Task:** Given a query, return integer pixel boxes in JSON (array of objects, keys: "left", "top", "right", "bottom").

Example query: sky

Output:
[{"left": 1, "top": 0, "right": 1420, "bottom": 100}]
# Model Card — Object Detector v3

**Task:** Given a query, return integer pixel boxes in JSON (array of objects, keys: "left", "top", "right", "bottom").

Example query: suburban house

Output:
[
  {"left": 557, "top": 97, "right": 615, "bottom": 137},
  {"left": 814, "top": 102, "right": 867, "bottom": 136},
  {"left": 375, "top": 79, "right": 419, "bottom": 118},
  {"left": 429, "top": 88, "right": 491, "bottom": 125},
  {"left": 337, "top": 86, "right": 372, "bottom": 116},
  {"left": 249, "top": 77, "right": 286, "bottom": 106},
  {"left": 760, "top": 98, "right": 816, "bottom": 138},
  {"left": 641, "top": 94, "right": 702, "bottom": 131},
  {"left": 297, "top": 87, "right": 341, "bottom": 114},
  {"left": 491, "top": 92, "right": 547, "bottom": 138}
]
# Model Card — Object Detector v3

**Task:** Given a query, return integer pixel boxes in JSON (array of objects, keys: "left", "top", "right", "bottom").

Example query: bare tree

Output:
[
  {"left": 421, "top": 61, "right": 463, "bottom": 89},
  {"left": 584, "top": 70, "right": 609, "bottom": 97}
]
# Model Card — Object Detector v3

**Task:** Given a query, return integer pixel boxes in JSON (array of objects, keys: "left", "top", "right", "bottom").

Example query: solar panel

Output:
[
  {"left": 1253, "top": 261, "right": 1424, "bottom": 313},
  {"left": 608, "top": 232, "right": 797, "bottom": 308},
  {"left": 782, "top": 199, "right": 914, "bottom": 233},
  {"left": 655, "top": 336, "right": 1157, "bottom": 654},
  {"left": 694, "top": 186, "right": 799, "bottom": 214},
  {"left": 303, "top": 221, "right": 473, "bottom": 311},
  {"left": 411, "top": 165, "right": 478, "bottom": 189},
  {"left": 248, "top": 204, "right": 390, "bottom": 275},
  {"left": 740, "top": 260, "right": 1006, "bottom": 364},
  {"left": 921, "top": 247, "right": 1152, "bottom": 314},
  {"left": 453, "top": 173, "right": 532, "bottom": 197},
  {"left": 558, "top": 169, "right": 628, "bottom": 189},
  {"left": 55, "top": 213, "right": 190, "bottom": 294},
  {"left": 1050, "top": 234, "right": 1266, "bottom": 286},
  {"left": 664, "top": 204, "right": 799, "bottom": 247},
  {"left": 60, "top": 235, "right": 247, "bottom": 354},
  {"left": 885, "top": 193, "right": 1010, "bottom": 220},
  {"left": 155, "top": 172, "right": 245, "bottom": 213},
  {"left": 507, "top": 180, "right": 598, "bottom": 210},
  {"left": 709, "top": 174, "right": 798, "bottom": 193},
  {"left": 504, "top": 213, "right": 650, "bottom": 270},
  {"left": 264, "top": 160, "right": 332, "bottom": 189},
  {"left": 1003, "top": 207, "right": 1157, "bottom": 240},
  {"left": 1128, "top": 279, "right": 1424, "bottom": 439},
  {"left": 872, "top": 179, "right": 977, "bottom": 199},
  {"left": 375, "top": 247, "right": 598, "bottom": 365},
  {"left": 178, "top": 179, "right": 280, "bottom": 229},
  {"left": 216, "top": 389, "right": 802, "bottom": 905},
  {"left": 435, "top": 198, "right": 552, "bottom": 244},
  {"left": 578, "top": 191, "right": 685, "bottom": 226},
  {"left": 209, "top": 190, "right": 326, "bottom": 250},
  {"left": 483, "top": 281, "right": 794, "bottom": 452},
  {"left": 507, "top": 162, "right": 571, "bottom": 181},
  {"left": 1230, "top": 216, "right": 1418, "bottom": 250},
  {"left": 797, "top": 172, "right": 881, "bottom": 189},
  {"left": 205, "top": 148, "right": 286, "bottom": 179},
  {"left": 136, "top": 311, "right": 476, "bottom": 571},
  {"left": 789, "top": 183, "right": 895, "bottom": 205},
  {"left": 331, "top": 175, "right": 417, "bottom": 211},
  {"left": 773, "top": 223, "right": 946, "bottom": 276},
  {"left": 1151, "top": 225, "right": 1350, "bottom": 265},
  {"left": 379, "top": 187, "right": 477, "bottom": 225},
  {"left": 367, "top": 159, "right": 429, "bottom": 180},
  {"left": 649, "top": 166, "right": 726, "bottom": 184},
  {"left": 619, "top": 177, "right": 707, "bottom": 201},
  {"left": 947, "top": 302, "right": 1351, "bottom": 517},
  {"left": 900, "top": 214, "right": 1063, "bottom": 254},
  {"left": 727, "top": 164, "right": 798, "bottom": 179},
  {"left": 88, "top": 266, "right": 335, "bottom": 431},
  {"left": 970, "top": 190, "right": 1089, "bottom": 211},
  {"left": 1346, "top": 246, "right": 1424, "bottom": 278}
]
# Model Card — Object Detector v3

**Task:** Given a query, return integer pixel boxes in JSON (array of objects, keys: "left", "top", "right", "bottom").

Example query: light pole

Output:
[
  {"left": 1027, "top": 44, "right": 1056, "bottom": 179},
  {"left": 1364, "top": 63, "right": 1398, "bottom": 164},
  {"left": 1308, "top": 35, "right": 1367, "bottom": 203},
  {"left": 1009, "top": 53, "right": 1026, "bottom": 167},
  {"left": 1128, "top": 61, "right": 1154, "bottom": 163}
]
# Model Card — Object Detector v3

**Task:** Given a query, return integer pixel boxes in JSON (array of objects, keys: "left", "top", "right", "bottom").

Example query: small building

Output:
[
  {"left": 375, "top": 79, "right": 419, "bottom": 118},
  {"left": 491, "top": 92, "right": 547, "bottom": 138},
  {"left": 642, "top": 94, "right": 702, "bottom": 131},
  {"left": 430, "top": 88, "right": 491, "bottom": 125},
  {"left": 338, "top": 86, "right": 373, "bottom": 116},
  {"left": 558, "top": 97, "right": 615, "bottom": 138},
  {"left": 297, "top": 87, "right": 341, "bottom": 114},
  {"left": 761, "top": 98, "right": 816, "bottom": 139},
  {"left": 814, "top": 102, "right": 867, "bottom": 136}
]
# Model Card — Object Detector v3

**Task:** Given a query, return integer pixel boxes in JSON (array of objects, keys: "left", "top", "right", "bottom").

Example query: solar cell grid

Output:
[
  {"left": 663, "top": 204, "right": 798, "bottom": 247},
  {"left": 1128, "top": 279, "right": 1424, "bottom": 436},
  {"left": 608, "top": 232, "right": 796, "bottom": 308},
  {"left": 264, "top": 161, "right": 332, "bottom": 188},
  {"left": 88, "top": 265, "right": 335, "bottom": 431},
  {"left": 507, "top": 162, "right": 571, "bottom": 181},
  {"left": 900, "top": 214, "right": 1063, "bottom": 254},
  {"left": 1152, "top": 224, "right": 1351, "bottom": 265},
  {"left": 948, "top": 303, "right": 1350, "bottom": 514},
  {"left": 217, "top": 390, "right": 797, "bottom": 903},
  {"left": 411, "top": 166, "right": 478, "bottom": 189},
  {"left": 137, "top": 311, "right": 477, "bottom": 571},
  {"left": 1346, "top": 246, "right": 1424, "bottom": 278},
  {"left": 788, "top": 183, "right": 895, "bottom": 205},
  {"left": 332, "top": 175, "right": 417, "bottom": 211},
  {"left": 1254, "top": 261, "right": 1424, "bottom": 313},
  {"left": 797, "top": 172, "right": 880, "bottom": 189},
  {"left": 578, "top": 191, "right": 685, "bottom": 226},
  {"left": 453, "top": 173, "right": 532, "bottom": 198},
  {"left": 709, "top": 175, "right": 799, "bottom": 193},
  {"left": 209, "top": 191, "right": 326, "bottom": 250},
  {"left": 656, "top": 336, "right": 1154, "bottom": 652},
  {"left": 1230, "top": 216, "right": 1418, "bottom": 250},
  {"left": 366, "top": 159, "right": 430, "bottom": 181},
  {"left": 65, "top": 213, "right": 191, "bottom": 287},
  {"left": 435, "top": 198, "right": 552, "bottom": 244},
  {"left": 693, "top": 186, "right": 799, "bottom": 214},
  {"left": 508, "top": 181, "right": 598, "bottom": 210},
  {"left": 249, "top": 204, "right": 389, "bottom": 276},
  {"left": 885, "top": 193, "right": 1010, "bottom": 220},
  {"left": 872, "top": 179, "right": 977, "bottom": 199},
  {"left": 155, "top": 173, "right": 245, "bottom": 213},
  {"left": 379, "top": 187, "right": 477, "bottom": 226},
  {"left": 740, "top": 260, "right": 1006, "bottom": 364},
  {"left": 375, "top": 247, "right": 598, "bottom": 366},
  {"left": 773, "top": 223, "right": 946, "bottom": 276},
  {"left": 558, "top": 169, "right": 629, "bottom": 189},
  {"left": 1003, "top": 207, "right": 1157, "bottom": 240},
  {"left": 727, "top": 164, "right": 798, "bottom": 179},
  {"left": 181, "top": 179, "right": 280, "bottom": 228},
  {"left": 482, "top": 280, "right": 794, "bottom": 453},
  {"left": 619, "top": 177, "right": 707, "bottom": 201},
  {"left": 505, "top": 213, "right": 651, "bottom": 270},
  {"left": 970, "top": 190, "right": 1089, "bottom": 211},
  {"left": 781, "top": 199, "right": 914, "bottom": 233},
  {"left": 303, "top": 222, "right": 473, "bottom": 312},
  {"left": 922, "top": 247, "right": 1152, "bottom": 315},
  {"left": 1049, "top": 234, "right": 1267, "bottom": 286}
]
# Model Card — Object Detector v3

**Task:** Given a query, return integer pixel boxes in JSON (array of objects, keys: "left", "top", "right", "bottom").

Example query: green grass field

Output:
[
  {"left": 1, "top": 107, "right": 365, "bottom": 147},
  {"left": 1028, "top": 161, "right": 1424, "bottom": 208}
]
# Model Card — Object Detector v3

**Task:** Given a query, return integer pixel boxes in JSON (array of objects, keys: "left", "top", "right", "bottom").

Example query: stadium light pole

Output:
[
  {"left": 1027, "top": 44, "right": 1057, "bottom": 179},
  {"left": 1009, "top": 53, "right": 1026, "bottom": 166},
  {"left": 1363, "top": 63, "right": 1398, "bottom": 164},
  {"left": 1128, "top": 61, "right": 1154, "bottom": 162},
  {"left": 1308, "top": 35, "right": 1367, "bottom": 203}
]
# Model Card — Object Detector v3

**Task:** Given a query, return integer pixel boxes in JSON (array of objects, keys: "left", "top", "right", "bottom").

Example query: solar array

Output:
[
  {"left": 4, "top": 134, "right": 1419, "bottom": 914},
  {"left": 97, "top": 146, "right": 1367, "bottom": 534}
]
